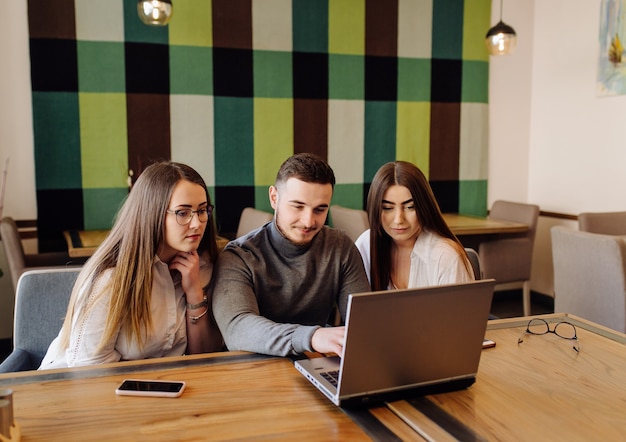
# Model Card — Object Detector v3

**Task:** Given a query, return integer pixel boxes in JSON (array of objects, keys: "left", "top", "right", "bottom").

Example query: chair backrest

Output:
[
  {"left": 465, "top": 248, "right": 481, "bottom": 280},
  {"left": 329, "top": 205, "right": 369, "bottom": 242},
  {"left": 479, "top": 200, "right": 540, "bottom": 283},
  {"left": 0, "top": 216, "right": 27, "bottom": 289},
  {"left": 13, "top": 268, "right": 80, "bottom": 361},
  {"left": 551, "top": 226, "right": 626, "bottom": 333},
  {"left": 578, "top": 211, "right": 626, "bottom": 235},
  {"left": 235, "top": 207, "right": 273, "bottom": 238}
]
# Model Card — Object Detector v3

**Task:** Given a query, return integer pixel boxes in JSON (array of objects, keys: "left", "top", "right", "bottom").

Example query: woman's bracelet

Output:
[
  {"left": 188, "top": 306, "right": 209, "bottom": 324},
  {"left": 186, "top": 294, "right": 208, "bottom": 310}
]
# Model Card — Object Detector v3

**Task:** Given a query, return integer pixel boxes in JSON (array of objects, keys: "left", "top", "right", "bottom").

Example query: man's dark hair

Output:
[{"left": 275, "top": 153, "right": 336, "bottom": 188}]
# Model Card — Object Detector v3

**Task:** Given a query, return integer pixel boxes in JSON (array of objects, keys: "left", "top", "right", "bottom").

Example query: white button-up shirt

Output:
[{"left": 355, "top": 229, "right": 472, "bottom": 288}]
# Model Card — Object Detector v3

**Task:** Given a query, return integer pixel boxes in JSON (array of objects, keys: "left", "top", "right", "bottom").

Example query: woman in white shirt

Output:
[
  {"left": 40, "top": 162, "right": 223, "bottom": 369},
  {"left": 355, "top": 161, "right": 473, "bottom": 291}
]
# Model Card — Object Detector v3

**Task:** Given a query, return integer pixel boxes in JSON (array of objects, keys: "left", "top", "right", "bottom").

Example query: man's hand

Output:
[{"left": 311, "top": 326, "right": 345, "bottom": 356}]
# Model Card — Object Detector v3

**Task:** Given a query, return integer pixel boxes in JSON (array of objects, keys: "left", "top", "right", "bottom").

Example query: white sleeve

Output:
[{"left": 354, "top": 229, "right": 372, "bottom": 284}]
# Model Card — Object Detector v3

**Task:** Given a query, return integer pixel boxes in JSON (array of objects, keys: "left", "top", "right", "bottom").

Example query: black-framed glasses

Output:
[
  {"left": 166, "top": 205, "right": 213, "bottom": 225},
  {"left": 518, "top": 318, "right": 580, "bottom": 353}
]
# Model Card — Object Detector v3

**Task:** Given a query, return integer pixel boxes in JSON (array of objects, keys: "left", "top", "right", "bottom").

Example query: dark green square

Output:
[
  {"left": 170, "top": 45, "right": 213, "bottom": 95},
  {"left": 329, "top": 54, "right": 364, "bottom": 99},
  {"left": 32, "top": 92, "right": 82, "bottom": 189},
  {"left": 83, "top": 188, "right": 128, "bottom": 230},
  {"left": 461, "top": 60, "right": 489, "bottom": 103},
  {"left": 364, "top": 101, "right": 397, "bottom": 181},
  {"left": 459, "top": 180, "right": 488, "bottom": 216},
  {"left": 397, "top": 58, "right": 431, "bottom": 101},
  {"left": 214, "top": 97, "right": 254, "bottom": 186},
  {"left": 123, "top": 0, "right": 169, "bottom": 44},
  {"left": 77, "top": 41, "right": 125, "bottom": 92},
  {"left": 331, "top": 184, "right": 365, "bottom": 210},
  {"left": 253, "top": 50, "right": 292, "bottom": 98}
]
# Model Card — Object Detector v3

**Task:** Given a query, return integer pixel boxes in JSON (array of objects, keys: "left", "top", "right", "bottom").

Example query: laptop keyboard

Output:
[{"left": 320, "top": 370, "right": 340, "bottom": 387}]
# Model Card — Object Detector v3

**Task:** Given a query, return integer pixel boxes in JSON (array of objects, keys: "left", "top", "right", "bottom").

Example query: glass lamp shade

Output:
[
  {"left": 485, "top": 21, "right": 517, "bottom": 55},
  {"left": 137, "top": 0, "right": 173, "bottom": 26}
]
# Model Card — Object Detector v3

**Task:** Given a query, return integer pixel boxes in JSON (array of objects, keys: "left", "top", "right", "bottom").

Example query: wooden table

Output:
[
  {"left": 64, "top": 230, "right": 230, "bottom": 258},
  {"left": 2, "top": 314, "right": 625, "bottom": 441},
  {"left": 0, "top": 352, "right": 406, "bottom": 441},
  {"left": 388, "top": 314, "right": 626, "bottom": 441},
  {"left": 443, "top": 213, "right": 528, "bottom": 249},
  {"left": 63, "top": 229, "right": 109, "bottom": 257},
  {"left": 443, "top": 213, "right": 528, "bottom": 236}
]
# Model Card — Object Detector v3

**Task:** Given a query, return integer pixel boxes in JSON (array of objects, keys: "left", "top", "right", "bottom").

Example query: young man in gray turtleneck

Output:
[{"left": 212, "top": 153, "right": 371, "bottom": 357}]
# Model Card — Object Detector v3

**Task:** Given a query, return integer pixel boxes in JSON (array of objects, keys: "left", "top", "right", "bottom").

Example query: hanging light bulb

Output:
[
  {"left": 137, "top": 0, "right": 173, "bottom": 26},
  {"left": 485, "top": 0, "right": 517, "bottom": 55}
]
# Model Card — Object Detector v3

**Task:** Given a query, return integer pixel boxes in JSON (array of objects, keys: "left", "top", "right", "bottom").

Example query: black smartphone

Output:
[{"left": 115, "top": 379, "right": 186, "bottom": 398}]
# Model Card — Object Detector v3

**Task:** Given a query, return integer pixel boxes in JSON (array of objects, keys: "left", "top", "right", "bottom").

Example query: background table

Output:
[
  {"left": 64, "top": 229, "right": 230, "bottom": 258},
  {"left": 443, "top": 213, "right": 528, "bottom": 236},
  {"left": 443, "top": 213, "right": 528, "bottom": 249}
]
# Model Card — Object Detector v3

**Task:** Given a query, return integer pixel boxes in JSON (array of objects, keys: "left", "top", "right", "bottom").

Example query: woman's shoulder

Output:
[{"left": 417, "top": 230, "right": 460, "bottom": 256}]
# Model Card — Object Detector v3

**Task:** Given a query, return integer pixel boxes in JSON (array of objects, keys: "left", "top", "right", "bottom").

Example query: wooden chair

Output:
[
  {"left": 235, "top": 208, "right": 273, "bottom": 238},
  {"left": 578, "top": 211, "right": 626, "bottom": 235},
  {"left": 329, "top": 205, "right": 369, "bottom": 242},
  {"left": 478, "top": 200, "right": 540, "bottom": 316},
  {"left": 551, "top": 226, "right": 626, "bottom": 333},
  {"left": 0, "top": 268, "right": 80, "bottom": 372},
  {"left": 0, "top": 216, "right": 81, "bottom": 292}
]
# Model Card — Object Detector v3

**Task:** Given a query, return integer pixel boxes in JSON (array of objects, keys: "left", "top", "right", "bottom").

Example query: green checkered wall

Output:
[{"left": 28, "top": 0, "right": 491, "bottom": 251}]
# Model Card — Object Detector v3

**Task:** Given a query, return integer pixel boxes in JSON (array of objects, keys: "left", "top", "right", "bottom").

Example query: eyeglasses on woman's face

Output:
[{"left": 166, "top": 205, "right": 213, "bottom": 225}]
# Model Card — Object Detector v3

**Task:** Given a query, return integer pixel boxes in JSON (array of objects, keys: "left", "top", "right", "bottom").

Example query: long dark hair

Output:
[{"left": 367, "top": 161, "right": 469, "bottom": 290}]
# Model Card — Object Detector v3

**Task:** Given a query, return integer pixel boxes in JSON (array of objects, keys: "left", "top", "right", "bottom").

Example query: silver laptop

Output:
[{"left": 295, "top": 279, "right": 496, "bottom": 408}]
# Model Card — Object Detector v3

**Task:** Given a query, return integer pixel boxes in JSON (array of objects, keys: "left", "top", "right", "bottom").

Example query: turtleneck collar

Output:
[{"left": 268, "top": 219, "right": 317, "bottom": 258}]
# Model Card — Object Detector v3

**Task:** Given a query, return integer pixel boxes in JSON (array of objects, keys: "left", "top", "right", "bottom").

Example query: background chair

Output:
[
  {"left": 235, "top": 207, "right": 273, "bottom": 238},
  {"left": 329, "top": 205, "right": 369, "bottom": 242},
  {"left": 578, "top": 211, "right": 626, "bottom": 235},
  {"left": 551, "top": 226, "right": 626, "bottom": 333},
  {"left": 478, "top": 200, "right": 540, "bottom": 317},
  {"left": 0, "top": 216, "right": 81, "bottom": 292},
  {"left": 0, "top": 267, "right": 80, "bottom": 372},
  {"left": 465, "top": 248, "right": 482, "bottom": 280}
]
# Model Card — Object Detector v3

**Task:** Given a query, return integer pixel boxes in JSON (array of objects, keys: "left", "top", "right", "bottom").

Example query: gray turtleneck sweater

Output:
[{"left": 212, "top": 221, "right": 370, "bottom": 356}]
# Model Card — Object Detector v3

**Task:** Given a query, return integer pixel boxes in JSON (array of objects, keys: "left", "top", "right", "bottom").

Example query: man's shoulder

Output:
[
  {"left": 221, "top": 226, "right": 271, "bottom": 256},
  {"left": 318, "top": 226, "right": 357, "bottom": 250}
]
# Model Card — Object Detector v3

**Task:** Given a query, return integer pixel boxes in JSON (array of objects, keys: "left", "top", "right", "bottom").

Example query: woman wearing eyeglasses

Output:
[
  {"left": 355, "top": 161, "right": 473, "bottom": 291},
  {"left": 40, "top": 162, "right": 223, "bottom": 369}
]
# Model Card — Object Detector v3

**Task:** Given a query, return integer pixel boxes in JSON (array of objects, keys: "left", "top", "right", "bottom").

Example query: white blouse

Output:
[
  {"left": 39, "top": 256, "right": 212, "bottom": 369},
  {"left": 355, "top": 229, "right": 473, "bottom": 288}
]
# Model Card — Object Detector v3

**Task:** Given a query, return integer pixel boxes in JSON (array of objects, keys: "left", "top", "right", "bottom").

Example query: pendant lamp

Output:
[
  {"left": 485, "top": 0, "right": 517, "bottom": 55},
  {"left": 137, "top": 0, "right": 173, "bottom": 26}
]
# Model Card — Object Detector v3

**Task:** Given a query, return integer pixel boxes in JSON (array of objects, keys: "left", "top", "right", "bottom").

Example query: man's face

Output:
[{"left": 269, "top": 177, "right": 332, "bottom": 245}]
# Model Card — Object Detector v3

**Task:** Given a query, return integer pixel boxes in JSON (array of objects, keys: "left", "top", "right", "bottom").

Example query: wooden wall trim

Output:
[{"left": 539, "top": 211, "right": 578, "bottom": 221}]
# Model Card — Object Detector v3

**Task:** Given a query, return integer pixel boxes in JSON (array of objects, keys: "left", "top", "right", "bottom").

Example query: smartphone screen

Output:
[{"left": 115, "top": 379, "right": 186, "bottom": 398}]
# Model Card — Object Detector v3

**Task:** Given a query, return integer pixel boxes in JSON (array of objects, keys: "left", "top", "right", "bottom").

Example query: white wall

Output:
[
  {"left": 0, "top": 2, "right": 36, "bottom": 339},
  {"left": 0, "top": 1, "right": 37, "bottom": 220},
  {"left": 490, "top": 0, "right": 626, "bottom": 297}
]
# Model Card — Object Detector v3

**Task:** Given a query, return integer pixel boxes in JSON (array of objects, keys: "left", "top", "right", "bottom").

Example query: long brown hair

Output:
[
  {"left": 367, "top": 161, "right": 470, "bottom": 290},
  {"left": 58, "top": 161, "right": 218, "bottom": 351}
]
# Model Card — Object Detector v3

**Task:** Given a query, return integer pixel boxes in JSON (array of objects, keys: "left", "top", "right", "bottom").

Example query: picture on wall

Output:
[{"left": 598, "top": 0, "right": 626, "bottom": 96}]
